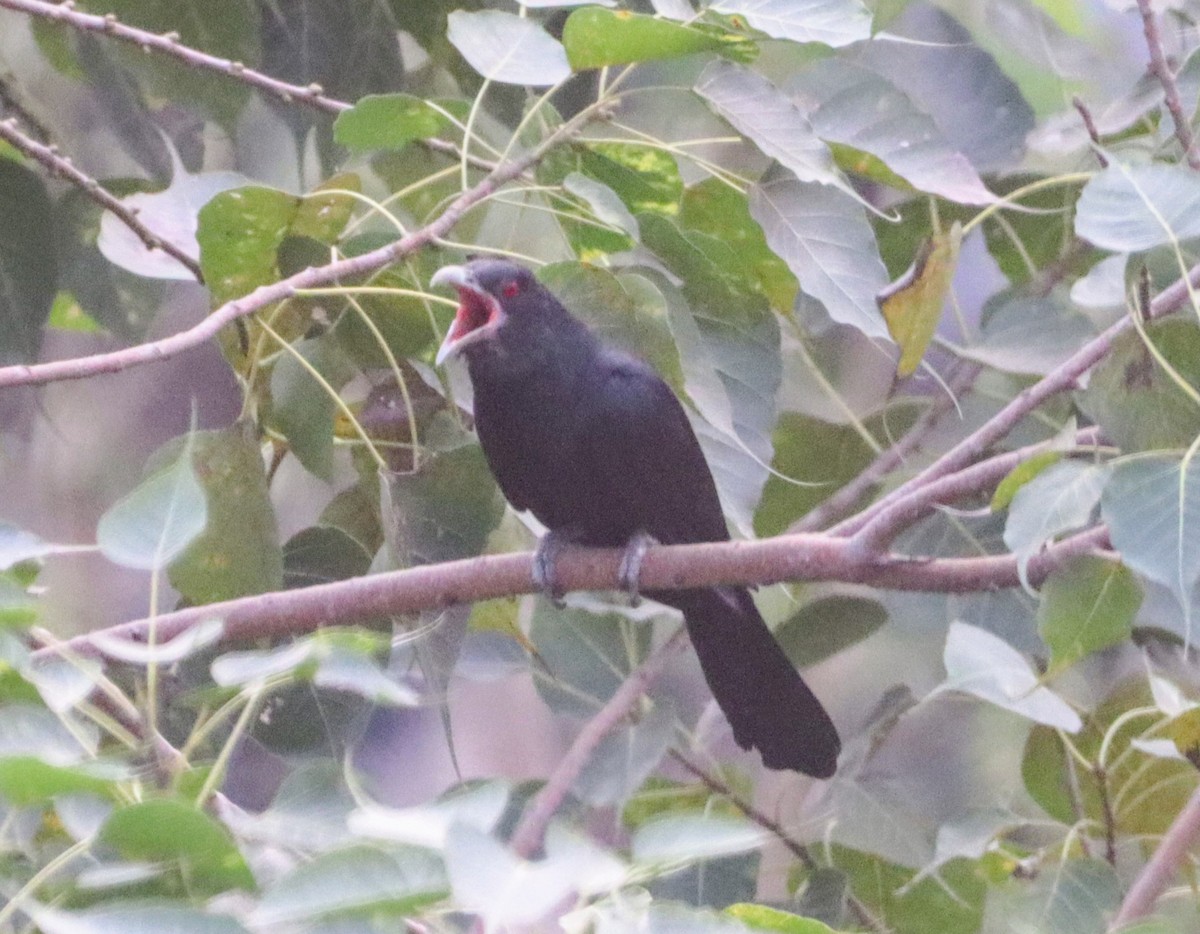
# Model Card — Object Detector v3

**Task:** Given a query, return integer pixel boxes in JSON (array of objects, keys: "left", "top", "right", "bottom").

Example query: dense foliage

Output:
[{"left": 1, "top": 0, "right": 1200, "bottom": 931}]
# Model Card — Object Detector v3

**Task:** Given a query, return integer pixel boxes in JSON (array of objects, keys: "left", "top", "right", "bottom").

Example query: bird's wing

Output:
[{"left": 579, "top": 355, "right": 730, "bottom": 547}]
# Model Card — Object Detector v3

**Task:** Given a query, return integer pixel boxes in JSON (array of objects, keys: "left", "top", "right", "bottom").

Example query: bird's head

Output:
[{"left": 432, "top": 259, "right": 541, "bottom": 365}]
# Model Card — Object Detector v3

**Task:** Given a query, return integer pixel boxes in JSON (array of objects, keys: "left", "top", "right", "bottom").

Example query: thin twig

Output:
[
  {"left": 509, "top": 630, "right": 688, "bottom": 857},
  {"left": 670, "top": 752, "right": 887, "bottom": 934},
  {"left": 0, "top": 0, "right": 495, "bottom": 171},
  {"left": 0, "top": 116, "right": 204, "bottom": 282},
  {"left": 1093, "top": 764, "right": 1118, "bottom": 867},
  {"left": 1071, "top": 96, "right": 1109, "bottom": 168},
  {"left": 1109, "top": 784, "right": 1200, "bottom": 928},
  {"left": 790, "top": 363, "right": 982, "bottom": 534},
  {"left": 0, "top": 75, "right": 50, "bottom": 141},
  {"left": 1135, "top": 0, "right": 1200, "bottom": 170},
  {"left": 31, "top": 526, "right": 1113, "bottom": 666},
  {"left": 848, "top": 427, "right": 1103, "bottom": 555}
]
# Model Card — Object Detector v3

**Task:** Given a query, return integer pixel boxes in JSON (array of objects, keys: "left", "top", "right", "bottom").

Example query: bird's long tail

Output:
[{"left": 654, "top": 586, "right": 841, "bottom": 777}]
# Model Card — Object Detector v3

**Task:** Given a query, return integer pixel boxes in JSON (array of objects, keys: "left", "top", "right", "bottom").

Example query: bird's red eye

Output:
[{"left": 502, "top": 280, "right": 521, "bottom": 299}]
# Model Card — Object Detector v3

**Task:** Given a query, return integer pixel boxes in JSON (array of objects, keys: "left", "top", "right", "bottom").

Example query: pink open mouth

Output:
[{"left": 450, "top": 285, "right": 502, "bottom": 341}]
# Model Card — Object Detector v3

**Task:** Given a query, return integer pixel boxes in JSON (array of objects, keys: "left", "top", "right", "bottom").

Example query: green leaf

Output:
[
  {"left": 1024, "top": 681, "right": 1195, "bottom": 835},
  {"left": 269, "top": 336, "right": 354, "bottom": 481},
  {"left": 755, "top": 404, "right": 923, "bottom": 536},
  {"left": 1103, "top": 453, "right": 1200, "bottom": 618},
  {"left": 100, "top": 798, "right": 255, "bottom": 894},
  {"left": 708, "top": 0, "right": 871, "bottom": 47},
  {"left": 100, "top": 160, "right": 247, "bottom": 282},
  {"left": 932, "top": 621, "right": 1082, "bottom": 730},
  {"left": 792, "top": 60, "right": 994, "bottom": 205},
  {"left": 283, "top": 525, "right": 373, "bottom": 588},
  {"left": 991, "top": 451, "right": 1062, "bottom": 511},
  {"left": 562, "top": 8, "right": 755, "bottom": 70},
  {"left": 0, "top": 159, "right": 56, "bottom": 364},
  {"left": 879, "top": 224, "right": 962, "bottom": 375},
  {"left": 552, "top": 142, "right": 684, "bottom": 217},
  {"left": 198, "top": 185, "right": 297, "bottom": 303},
  {"left": 632, "top": 814, "right": 766, "bottom": 866},
  {"left": 198, "top": 179, "right": 358, "bottom": 305},
  {"left": 383, "top": 445, "right": 504, "bottom": 566},
  {"left": 333, "top": 93, "right": 450, "bottom": 150},
  {"left": 97, "top": 433, "right": 208, "bottom": 571},
  {"left": 47, "top": 293, "right": 102, "bottom": 333},
  {"left": 775, "top": 595, "right": 888, "bottom": 667},
  {"left": 1076, "top": 162, "right": 1200, "bottom": 251},
  {"left": 1038, "top": 556, "right": 1142, "bottom": 673},
  {"left": 252, "top": 844, "right": 446, "bottom": 924},
  {"left": 538, "top": 263, "right": 680, "bottom": 389},
  {"left": 0, "top": 756, "right": 117, "bottom": 805},
  {"left": 749, "top": 166, "right": 890, "bottom": 340},
  {"left": 446, "top": 10, "right": 570, "bottom": 86},
  {"left": 1079, "top": 319, "right": 1200, "bottom": 453},
  {"left": 726, "top": 903, "right": 841, "bottom": 933},
  {"left": 986, "top": 175, "right": 1091, "bottom": 286},
  {"left": 160, "top": 424, "right": 283, "bottom": 604},
  {"left": 680, "top": 178, "right": 797, "bottom": 312},
  {"left": 821, "top": 847, "right": 984, "bottom": 934}
]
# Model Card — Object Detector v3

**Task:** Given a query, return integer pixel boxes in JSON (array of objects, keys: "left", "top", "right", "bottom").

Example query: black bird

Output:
[{"left": 432, "top": 258, "right": 840, "bottom": 777}]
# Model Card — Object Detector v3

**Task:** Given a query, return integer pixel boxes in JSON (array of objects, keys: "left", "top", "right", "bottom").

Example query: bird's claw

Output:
[
  {"left": 533, "top": 531, "right": 570, "bottom": 608},
  {"left": 617, "top": 531, "right": 656, "bottom": 608}
]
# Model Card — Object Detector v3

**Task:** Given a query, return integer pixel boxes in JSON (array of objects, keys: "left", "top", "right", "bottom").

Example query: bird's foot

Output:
[
  {"left": 617, "top": 531, "right": 657, "bottom": 608},
  {"left": 533, "top": 529, "right": 576, "bottom": 608}
]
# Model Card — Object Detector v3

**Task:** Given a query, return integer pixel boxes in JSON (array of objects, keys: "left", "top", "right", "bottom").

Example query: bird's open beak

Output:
[{"left": 432, "top": 265, "right": 506, "bottom": 366}]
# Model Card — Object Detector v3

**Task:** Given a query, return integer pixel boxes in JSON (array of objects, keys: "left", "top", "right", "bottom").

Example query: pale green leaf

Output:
[
  {"left": 1103, "top": 453, "right": 1200, "bottom": 614},
  {"left": 792, "top": 60, "right": 994, "bottom": 205},
  {"left": 933, "top": 622, "right": 1082, "bottom": 730},
  {"left": 708, "top": 0, "right": 871, "bottom": 47},
  {"left": 1076, "top": 162, "right": 1200, "bottom": 251},
  {"left": 97, "top": 434, "right": 208, "bottom": 571},
  {"left": 446, "top": 11, "right": 570, "bottom": 86},
  {"left": 749, "top": 167, "right": 890, "bottom": 340}
]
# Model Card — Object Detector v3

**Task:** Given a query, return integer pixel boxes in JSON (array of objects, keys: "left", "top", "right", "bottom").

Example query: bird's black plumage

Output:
[{"left": 434, "top": 258, "right": 840, "bottom": 777}]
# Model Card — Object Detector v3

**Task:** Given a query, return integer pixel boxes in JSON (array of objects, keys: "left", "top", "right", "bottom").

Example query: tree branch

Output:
[
  {"left": 1135, "top": 0, "right": 1200, "bottom": 170},
  {"left": 0, "top": 0, "right": 490, "bottom": 169},
  {"left": 0, "top": 104, "right": 595, "bottom": 389},
  {"left": 509, "top": 629, "right": 687, "bottom": 858},
  {"left": 790, "top": 362, "right": 982, "bottom": 534},
  {"left": 32, "top": 527, "right": 1111, "bottom": 666},
  {"left": 849, "top": 427, "right": 1103, "bottom": 555},
  {"left": 0, "top": 116, "right": 204, "bottom": 282},
  {"left": 832, "top": 264, "right": 1200, "bottom": 540}
]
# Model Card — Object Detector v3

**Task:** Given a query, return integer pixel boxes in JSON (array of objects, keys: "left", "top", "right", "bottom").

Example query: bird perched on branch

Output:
[{"left": 432, "top": 258, "right": 840, "bottom": 777}]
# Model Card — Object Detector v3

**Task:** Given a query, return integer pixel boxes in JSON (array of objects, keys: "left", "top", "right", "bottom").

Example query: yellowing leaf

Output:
[{"left": 879, "top": 222, "right": 962, "bottom": 376}]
